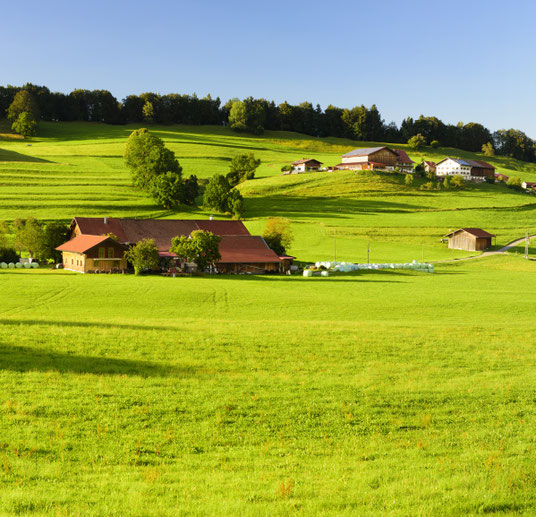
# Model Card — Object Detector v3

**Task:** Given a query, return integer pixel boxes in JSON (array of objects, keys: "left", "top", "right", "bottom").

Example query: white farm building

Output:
[{"left": 435, "top": 158, "right": 495, "bottom": 182}]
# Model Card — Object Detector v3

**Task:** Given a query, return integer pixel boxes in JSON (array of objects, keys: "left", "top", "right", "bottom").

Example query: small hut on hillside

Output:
[{"left": 444, "top": 228, "right": 495, "bottom": 251}]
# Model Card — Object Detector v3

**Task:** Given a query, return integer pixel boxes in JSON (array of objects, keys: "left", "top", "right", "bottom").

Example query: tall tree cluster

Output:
[{"left": 3, "top": 83, "right": 536, "bottom": 162}]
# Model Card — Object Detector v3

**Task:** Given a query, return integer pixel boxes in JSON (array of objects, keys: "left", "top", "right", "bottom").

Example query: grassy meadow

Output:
[
  {"left": 2, "top": 122, "right": 536, "bottom": 514},
  {"left": 1, "top": 257, "right": 536, "bottom": 515},
  {"left": 1, "top": 121, "right": 536, "bottom": 262}
]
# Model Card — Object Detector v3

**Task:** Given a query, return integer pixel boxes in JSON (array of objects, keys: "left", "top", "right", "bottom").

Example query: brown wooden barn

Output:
[
  {"left": 444, "top": 228, "right": 495, "bottom": 251},
  {"left": 335, "top": 147, "right": 398, "bottom": 170},
  {"left": 56, "top": 235, "right": 127, "bottom": 273}
]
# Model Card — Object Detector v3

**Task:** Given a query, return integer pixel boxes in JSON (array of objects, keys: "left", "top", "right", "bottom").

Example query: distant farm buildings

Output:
[
  {"left": 333, "top": 147, "right": 415, "bottom": 172},
  {"left": 436, "top": 158, "right": 495, "bottom": 182},
  {"left": 291, "top": 158, "right": 323, "bottom": 173},
  {"left": 57, "top": 217, "right": 293, "bottom": 274},
  {"left": 444, "top": 228, "right": 495, "bottom": 251}
]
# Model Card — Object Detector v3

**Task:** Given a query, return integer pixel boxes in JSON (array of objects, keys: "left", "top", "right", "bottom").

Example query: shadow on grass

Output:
[
  {"left": 244, "top": 196, "right": 428, "bottom": 220},
  {"left": 0, "top": 341, "right": 191, "bottom": 377},
  {"left": 0, "top": 148, "right": 54, "bottom": 163}
]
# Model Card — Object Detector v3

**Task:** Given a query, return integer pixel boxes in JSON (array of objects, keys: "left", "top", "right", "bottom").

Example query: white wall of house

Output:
[
  {"left": 292, "top": 163, "right": 306, "bottom": 172},
  {"left": 436, "top": 158, "right": 471, "bottom": 178},
  {"left": 342, "top": 155, "right": 367, "bottom": 164}
]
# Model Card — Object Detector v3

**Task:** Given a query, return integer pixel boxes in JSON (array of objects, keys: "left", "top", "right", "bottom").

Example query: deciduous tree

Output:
[
  {"left": 170, "top": 230, "right": 221, "bottom": 271},
  {"left": 226, "top": 153, "right": 260, "bottom": 186},
  {"left": 12, "top": 112, "right": 37, "bottom": 136},
  {"left": 262, "top": 217, "right": 293, "bottom": 255},
  {"left": 125, "top": 239, "right": 160, "bottom": 275}
]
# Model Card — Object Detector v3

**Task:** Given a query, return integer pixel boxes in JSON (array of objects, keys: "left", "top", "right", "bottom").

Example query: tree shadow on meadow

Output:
[
  {"left": 0, "top": 341, "right": 192, "bottom": 378},
  {"left": 0, "top": 148, "right": 54, "bottom": 163}
]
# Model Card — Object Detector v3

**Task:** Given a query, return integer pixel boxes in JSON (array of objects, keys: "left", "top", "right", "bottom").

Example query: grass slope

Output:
[
  {"left": 1, "top": 121, "right": 536, "bottom": 262},
  {"left": 0, "top": 256, "right": 536, "bottom": 515}
]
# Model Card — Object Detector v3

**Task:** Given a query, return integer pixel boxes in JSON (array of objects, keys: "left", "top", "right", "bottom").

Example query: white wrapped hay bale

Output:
[
  {"left": 303, "top": 269, "right": 313, "bottom": 277},
  {"left": 15, "top": 262, "right": 22, "bottom": 269}
]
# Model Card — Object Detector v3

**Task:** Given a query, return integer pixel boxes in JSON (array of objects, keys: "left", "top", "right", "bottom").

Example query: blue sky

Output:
[{"left": 4, "top": 0, "right": 536, "bottom": 136}]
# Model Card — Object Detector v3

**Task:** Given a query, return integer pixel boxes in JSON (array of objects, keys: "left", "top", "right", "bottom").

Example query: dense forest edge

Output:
[{"left": 1, "top": 83, "right": 535, "bottom": 163}]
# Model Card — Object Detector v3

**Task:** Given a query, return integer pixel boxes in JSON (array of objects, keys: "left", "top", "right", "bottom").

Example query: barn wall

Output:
[
  {"left": 370, "top": 149, "right": 397, "bottom": 166},
  {"left": 62, "top": 251, "right": 86, "bottom": 272},
  {"left": 448, "top": 232, "right": 477, "bottom": 251}
]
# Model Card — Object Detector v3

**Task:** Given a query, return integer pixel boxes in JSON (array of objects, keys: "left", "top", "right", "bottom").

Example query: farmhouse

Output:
[
  {"left": 335, "top": 147, "right": 399, "bottom": 171},
  {"left": 56, "top": 235, "right": 127, "bottom": 273},
  {"left": 62, "top": 217, "right": 291, "bottom": 274},
  {"left": 393, "top": 149, "right": 414, "bottom": 173},
  {"left": 522, "top": 181, "right": 536, "bottom": 190},
  {"left": 291, "top": 158, "right": 323, "bottom": 173},
  {"left": 444, "top": 228, "right": 495, "bottom": 251},
  {"left": 435, "top": 158, "right": 495, "bottom": 181},
  {"left": 421, "top": 160, "right": 437, "bottom": 174}
]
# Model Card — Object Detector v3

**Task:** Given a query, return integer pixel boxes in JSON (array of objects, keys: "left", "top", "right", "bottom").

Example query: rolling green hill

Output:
[{"left": 1, "top": 121, "right": 536, "bottom": 262}]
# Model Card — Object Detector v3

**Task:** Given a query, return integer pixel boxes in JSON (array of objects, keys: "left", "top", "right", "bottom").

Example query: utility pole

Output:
[
  {"left": 334, "top": 229, "right": 337, "bottom": 261},
  {"left": 367, "top": 241, "right": 370, "bottom": 264},
  {"left": 525, "top": 229, "right": 529, "bottom": 259}
]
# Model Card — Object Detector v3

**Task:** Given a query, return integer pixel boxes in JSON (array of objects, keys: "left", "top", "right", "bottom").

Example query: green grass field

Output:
[
  {"left": 1, "top": 257, "right": 536, "bottom": 515},
  {"left": 2, "top": 122, "right": 536, "bottom": 515}
]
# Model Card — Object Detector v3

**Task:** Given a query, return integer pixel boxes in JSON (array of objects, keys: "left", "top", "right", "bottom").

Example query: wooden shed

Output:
[{"left": 444, "top": 228, "right": 495, "bottom": 251}]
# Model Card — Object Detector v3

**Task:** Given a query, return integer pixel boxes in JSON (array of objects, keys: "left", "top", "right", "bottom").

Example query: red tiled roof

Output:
[
  {"left": 217, "top": 236, "right": 282, "bottom": 263},
  {"left": 56, "top": 235, "right": 111, "bottom": 253},
  {"left": 393, "top": 149, "right": 415, "bottom": 164},
  {"left": 445, "top": 228, "right": 495, "bottom": 238},
  {"left": 71, "top": 218, "right": 250, "bottom": 252},
  {"left": 424, "top": 161, "right": 436, "bottom": 167}
]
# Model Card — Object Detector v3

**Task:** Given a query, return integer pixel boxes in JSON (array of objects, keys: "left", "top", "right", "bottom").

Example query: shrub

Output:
[
  {"left": 420, "top": 181, "right": 434, "bottom": 191},
  {"left": 430, "top": 140, "right": 439, "bottom": 148},
  {"left": 482, "top": 142, "right": 495, "bottom": 156},
  {"left": 125, "top": 239, "right": 160, "bottom": 275},
  {"left": 408, "top": 133, "right": 426, "bottom": 149},
  {"left": 404, "top": 174, "right": 414, "bottom": 186},
  {"left": 450, "top": 175, "right": 465, "bottom": 189},
  {"left": 0, "top": 247, "right": 19, "bottom": 263}
]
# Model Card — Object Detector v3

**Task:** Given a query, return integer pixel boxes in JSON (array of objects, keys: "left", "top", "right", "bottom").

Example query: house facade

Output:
[
  {"left": 393, "top": 150, "right": 414, "bottom": 173},
  {"left": 64, "top": 217, "right": 291, "bottom": 274},
  {"left": 421, "top": 161, "right": 437, "bottom": 174},
  {"left": 444, "top": 228, "right": 495, "bottom": 251},
  {"left": 291, "top": 158, "right": 323, "bottom": 173},
  {"left": 436, "top": 158, "right": 495, "bottom": 181},
  {"left": 56, "top": 235, "right": 127, "bottom": 273}
]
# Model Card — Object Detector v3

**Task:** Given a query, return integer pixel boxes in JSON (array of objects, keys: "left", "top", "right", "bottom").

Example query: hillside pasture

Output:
[{"left": 1, "top": 122, "right": 536, "bottom": 262}]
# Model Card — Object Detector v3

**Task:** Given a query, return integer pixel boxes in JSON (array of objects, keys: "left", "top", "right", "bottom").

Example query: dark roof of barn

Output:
[
  {"left": 56, "top": 234, "right": 117, "bottom": 253},
  {"left": 444, "top": 228, "right": 496, "bottom": 238},
  {"left": 71, "top": 217, "right": 250, "bottom": 252},
  {"left": 291, "top": 158, "right": 323, "bottom": 165},
  {"left": 217, "top": 236, "right": 282, "bottom": 263},
  {"left": 423, "top": 160, "right": 437, "bottom": 167},
  {"left": 393, "top": 149, "right": 414, "bottom": 164}
]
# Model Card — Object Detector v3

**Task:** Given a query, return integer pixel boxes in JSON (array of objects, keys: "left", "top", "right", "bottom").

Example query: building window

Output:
[
  {"left": 99, "top": 247, "right": 105, "bottom": 258},
  {"left": 108, "top": 247, "right": 114, "bottom": 258}
]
